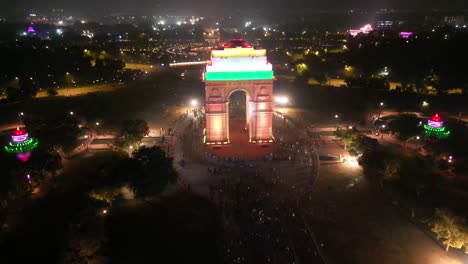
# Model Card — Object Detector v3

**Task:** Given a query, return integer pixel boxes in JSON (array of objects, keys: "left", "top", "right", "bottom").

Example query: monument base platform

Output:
[{"left": 205, "top": 118, "right": 275, "bottom": 159}]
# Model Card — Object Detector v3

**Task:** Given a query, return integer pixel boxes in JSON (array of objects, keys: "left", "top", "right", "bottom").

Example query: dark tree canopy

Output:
[
  {"left": 92, "top": 146, "right": 177, "bottom": 198},
  {"left": 114, "top": 119, "right": 149, "bottom": 150}
]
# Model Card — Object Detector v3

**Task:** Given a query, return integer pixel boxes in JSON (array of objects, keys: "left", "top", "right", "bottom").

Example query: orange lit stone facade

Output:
[{"left": 205, "top": 80, "right": 273, "bottom": 144}]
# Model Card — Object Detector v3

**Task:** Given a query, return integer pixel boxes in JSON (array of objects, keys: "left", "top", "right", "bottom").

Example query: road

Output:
[{"left": 171, "top": 112, "right": 324, "bottom": 263}]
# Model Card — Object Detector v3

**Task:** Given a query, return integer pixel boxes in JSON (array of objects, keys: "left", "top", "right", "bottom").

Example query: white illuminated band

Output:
[
  {"left": 12, "top": 133, "right": 29, "bottom": 142},
  {"left": 211, "top": 48, "right": 266, "bottom": 58},
  {"left": 207, "top": 56, "right": 272, "bottom": 72}
]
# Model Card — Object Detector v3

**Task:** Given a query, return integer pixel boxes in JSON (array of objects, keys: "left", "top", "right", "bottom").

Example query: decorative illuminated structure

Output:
[
  {"left": 349, "top": 24, "right": 373, "bottom": 37},
  {"left": 27, "top": 25, "right": 35, "bottom": 34},
  {"left": 4, "top": 128, "right": 39, "bottom": 162},
  {"left": 423, "top": 113, "right": 451, "bottom": 139},
  {"left": 399, "top": 32, "right": 414, "bottom": 39},
  {"left": 203, "top": 38, "right": 274, "bottom": 144}
]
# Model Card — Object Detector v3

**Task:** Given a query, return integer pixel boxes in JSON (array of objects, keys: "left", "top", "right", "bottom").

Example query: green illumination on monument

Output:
[{"left": 205, "top": 71, "right": 274, "bottom": 81}]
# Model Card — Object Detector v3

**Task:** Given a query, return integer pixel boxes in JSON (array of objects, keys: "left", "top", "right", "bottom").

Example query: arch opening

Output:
[{"left": 228, "top": 90, "right": 250, "bottom": 145}]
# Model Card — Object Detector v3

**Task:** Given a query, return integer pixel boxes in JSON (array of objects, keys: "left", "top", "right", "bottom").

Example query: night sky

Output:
[{"left": 1, "top": 0, "right": 467, "bottom": 16}]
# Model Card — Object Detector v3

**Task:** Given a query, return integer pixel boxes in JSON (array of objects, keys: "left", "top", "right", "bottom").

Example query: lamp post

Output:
[
  {"left": 190, "top": 99, "right": 198, "bottom": 118},
  {"left": 404, "top": 135, "right": 420, "bottom": 148},
  {"left": 66, "top": 72, "right": 70, "bottom": 86},
  {"left": 275, "top": 96, "right": 289, "bottom": 117},
  {"left": 334, "top": 114, "right": 339, "bottom": 128},
  {"left": 190, "top": 99, "right": 198, "bottom": 109},
  {"left": 18, "top": 112, "right": 24, "bottom": 123},
  {"left": 378, "top": 102, "right": 384, "bottom": 119}
]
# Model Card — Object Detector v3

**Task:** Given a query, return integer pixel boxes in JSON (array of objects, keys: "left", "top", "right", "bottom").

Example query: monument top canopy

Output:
[
  {"left": 223, "top": 38, "right": 252, "bottom": 48},
  {"left": 211, "top": 38, "right": 267, "bottom": 58}
]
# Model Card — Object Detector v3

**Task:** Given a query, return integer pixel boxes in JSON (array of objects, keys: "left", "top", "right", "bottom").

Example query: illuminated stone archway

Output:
[{"left": 204, "top": 39, "right": 274, "bottom": 144}]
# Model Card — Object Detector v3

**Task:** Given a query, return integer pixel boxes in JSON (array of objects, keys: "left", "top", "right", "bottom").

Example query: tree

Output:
[
  {"left": 431, "top": 208, "right": 467, "bottom": 252},
  {"left": 47, "top": 88, "right": 58, "bottom": 96},
  {"left": 114, "top": 119, "right": 149, "bottom": 151},
  {"left": 367, "top": 76, "right": 389, "bottom": 91},
  {"left": 334, "top": 129, "right": 365, "bottom": 154},
  {"left": 311, "top": 72, "right": 328, "bottom": 85},
  {"left": 89, "top": 188, "right": 121, "bottom": 206},
  {"left": 26, "top": 145, "right": 63, "bottom": 181},
  {"left": 131, "top": 146, "right": 178, "bottom": 197},
  {"left": 18, "top": 77, "right": 38, "bottom": 98},
  {"left": 5, "top": 86, "right": 20, "bottom": 101},
  {"left": 381, "top": 159, "right": 401, "bottom": 187},
  {"left": 89, "top": 147, "right": 176, "bottom": 199},
  {"left": 25, "top": 114, "right": 82, "bottom": 155}
]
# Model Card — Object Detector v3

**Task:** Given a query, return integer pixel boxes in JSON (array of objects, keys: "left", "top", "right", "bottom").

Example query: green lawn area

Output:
[
  {"left": 91, "top": 138, "right": 114, "bottom": 145},
  {"left": 311, "top": 131, "right": 335, "bottom": 136},
  {"left": 91, "top": 137, "right": 160, "bottom": 145},
  {"left": 141, "top": 137, "right": 159, "bottom": 143}
]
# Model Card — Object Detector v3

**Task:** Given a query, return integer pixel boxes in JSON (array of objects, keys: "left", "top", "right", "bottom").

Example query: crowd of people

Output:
[
  {"left": 213, "top": 166, "right": 298, "bottom": 263},
  {"left": 173, "top": 109, "right": 324, "bottom": 263}
]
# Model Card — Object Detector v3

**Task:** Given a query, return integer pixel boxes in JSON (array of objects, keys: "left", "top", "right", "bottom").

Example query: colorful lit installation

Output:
[
  {"left": 204, "top": 39, "right": 274, "bottom": 144},
  {"left": 423, "top": 113, "right": 451, "bottom": 139},
  {"left": 349, "top": 24, "right": 373, "bottom": 37},
  {"left": 27, "top": 25, "right": 35, "bottom": 33},
  {"left": 4, "top": 128, "right": 39, "bottom": 162},
  {"left": 399, "top": 32, "right": 414, "bottom": 39}
]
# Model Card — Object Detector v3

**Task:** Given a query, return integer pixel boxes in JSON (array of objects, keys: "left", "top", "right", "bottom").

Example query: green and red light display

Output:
[
  {"left": 423, "top": 113, "right": 450, "bottom": 139},
  {"left": 4, "top": 128, "right": 39, "bottom": 162}
]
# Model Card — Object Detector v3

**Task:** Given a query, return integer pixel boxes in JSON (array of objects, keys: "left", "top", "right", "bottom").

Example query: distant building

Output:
[
  {"left": 377, "top": 20, "right": 394, "bottom": 29},
  {"left": 26, "top": 13, "right": 48, "bottom": 24},
  {"left": 443, "top": 16, "right": 465, "bottom": 26},
  {"left": 348, "top": 24, "right": 373, "bottom": 37}
]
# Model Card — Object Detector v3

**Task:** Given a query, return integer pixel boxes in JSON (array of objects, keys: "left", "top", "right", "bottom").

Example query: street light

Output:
[
  {"left": 334, "top": 114, "right": 340, "bottom": 128},
  {"left": 69, "top": 111, "right": 74, "bottom": 115},
  {"left": 190, "top": 99, "right": 198, "bottom": 107},
  {"left": 18, "top": 112, "right": 24, "bottom": 123},
  {"left": 275, "top": 96, "right": 289, "bottom": 116},
  {"left": 275, "top": 96, "right": 289, "bottom": 105},
  {"left": 95, "top": 122, "right": 100, "bottom": 126},
  {"left": 377, "top": 102, "right": 384, "bottom": 119},
  {"left": 422, "top": 101, "right": 429, "bottom": 107},
  {"left": 405, "top": 135, "right": 421, "bottom": 148}
]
